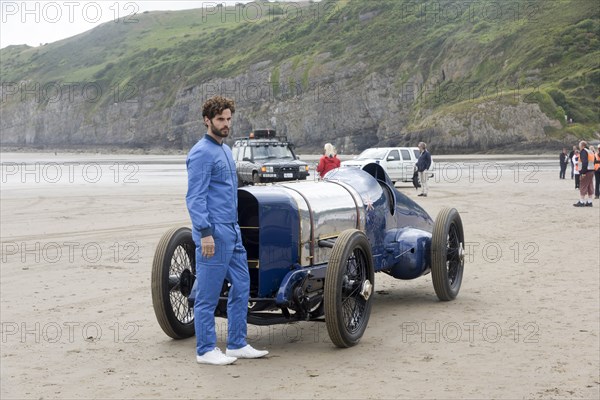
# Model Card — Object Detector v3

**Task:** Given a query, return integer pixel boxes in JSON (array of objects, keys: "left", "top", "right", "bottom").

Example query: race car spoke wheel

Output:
[
  {"left": 431, "top": 207, "right": 465, "bottom": 301},
  {"left": 152, "top": 227, "right": 196, "bottom": 339},
  {"left": 325, "top": 229, "right": 375, "bottom": 348}
]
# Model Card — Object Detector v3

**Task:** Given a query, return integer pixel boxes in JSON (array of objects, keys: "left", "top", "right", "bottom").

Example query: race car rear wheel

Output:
[
  {"left": 151, "top": 227, "right": 196, "bottom": 339},
  {"left": 325, "top": 229, "right": 374, "bottom": 348},
  {"left": 431, "top": 207, "right": 465, "bottom": 301}
]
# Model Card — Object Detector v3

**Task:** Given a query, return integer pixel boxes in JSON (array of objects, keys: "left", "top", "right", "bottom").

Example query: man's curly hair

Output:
[{"left": 202, "top": 96, "right": 235, "bottom": 126}]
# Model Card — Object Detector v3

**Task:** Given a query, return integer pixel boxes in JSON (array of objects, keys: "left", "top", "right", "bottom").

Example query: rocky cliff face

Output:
[
  {"left": 408, "top": 101, "right": 563, "bottom": 153},
  {"left": 0, "top": 54, "right": 562, "bottom": 153},
  {"left": 159, "top": 52, "right": 565, "bottom": 154}
]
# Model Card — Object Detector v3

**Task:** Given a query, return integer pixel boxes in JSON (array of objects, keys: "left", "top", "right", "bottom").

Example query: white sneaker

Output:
[
  {"left": 226, "top": 344, "right": 269, "bottom": 359},
  {"left": 196, "top": 347, "right": 237, "bottom": 365}
]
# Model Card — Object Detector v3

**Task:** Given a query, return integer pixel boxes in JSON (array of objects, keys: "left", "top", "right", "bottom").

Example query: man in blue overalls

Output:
[{"left": 186, "top": 96, "right": 268, "bottom": 365}]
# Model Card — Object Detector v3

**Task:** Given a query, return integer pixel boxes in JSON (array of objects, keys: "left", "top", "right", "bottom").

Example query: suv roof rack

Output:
[
  {"left": 235, "top": 137, "right": 289, "bottom": 145},
  {"left": 234, "top": 131, "right": 289, "bottom": 144},
  {"left": 249, "top": 129, "right": 276, "bottom": 139}
]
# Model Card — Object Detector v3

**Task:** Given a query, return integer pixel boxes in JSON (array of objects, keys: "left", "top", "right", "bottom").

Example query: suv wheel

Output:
[{"left": 252, "top": 172, "right": 260, "bottom": 185}]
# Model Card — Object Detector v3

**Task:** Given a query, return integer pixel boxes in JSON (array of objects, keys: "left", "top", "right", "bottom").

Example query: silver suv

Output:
[{"left": 232, "top": 130, "right": 309, "bottom": 186}]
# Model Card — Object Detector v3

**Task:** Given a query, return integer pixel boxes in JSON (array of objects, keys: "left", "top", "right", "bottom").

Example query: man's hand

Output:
[{"left": 201, "top": 235, "right": 215, "bottom": 258}]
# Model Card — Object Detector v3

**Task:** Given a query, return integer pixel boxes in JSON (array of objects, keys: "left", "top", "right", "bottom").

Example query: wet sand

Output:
[{"left": 1, "top": 152, "right": 598, "bottom": 399}]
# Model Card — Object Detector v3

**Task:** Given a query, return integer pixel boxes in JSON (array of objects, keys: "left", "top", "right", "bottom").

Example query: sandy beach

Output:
[{"left": 1, "top": 152, "right": 598, "bottom": 399}]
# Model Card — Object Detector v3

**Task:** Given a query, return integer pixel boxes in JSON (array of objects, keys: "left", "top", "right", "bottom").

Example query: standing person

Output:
[
  {"left": 573, "top": 141, "right": 595, "bottom": 207},
  {"left": 573, "top": 150, "right": 580, "bottom": 189},
  {"left": 186, "top": 96, "right": 268, "bottom": 365},
  {"left": 416, "top": 142, "right": 432, "bottom": 197},
  {"left": 559, "top": 148, "right": 569, "bottom": 179},
  {"left": 568, "top": 145, "right": 576, "bottom": 179},
  {"left": 316, "top": 142, "right": 341, "bottom": 179},
  {"left": 592, "top": 146, "right": 600, "bottom": 199}
]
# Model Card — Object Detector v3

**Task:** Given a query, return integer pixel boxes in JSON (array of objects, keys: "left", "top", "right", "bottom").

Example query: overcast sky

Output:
[{"left": 1, "top": 0, "right": 308, "bottom": 49}]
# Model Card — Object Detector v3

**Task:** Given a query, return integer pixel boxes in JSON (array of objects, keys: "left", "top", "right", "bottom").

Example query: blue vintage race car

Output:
[{"left": 151, "top": 163, "right": 465, "bottom": 347}]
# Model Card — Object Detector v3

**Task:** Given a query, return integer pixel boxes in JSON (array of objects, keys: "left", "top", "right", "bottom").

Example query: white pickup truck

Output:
[{"left": 341, "top": 147, "right": 434, "bottom": 184}]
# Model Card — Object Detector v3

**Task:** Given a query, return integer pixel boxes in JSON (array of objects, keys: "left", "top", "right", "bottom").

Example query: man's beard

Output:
[{"left": 210, "top": 121, "right": 229, "bottom": 138}]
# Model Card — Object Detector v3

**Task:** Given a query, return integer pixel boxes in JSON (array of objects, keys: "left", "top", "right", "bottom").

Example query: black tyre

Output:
[
  {"left": 252, "top": 172, "right": 260, "bottom": 185},
  {"left": 431, "top": 207, "right": 465, "bottom": 301},
  {"left": 151, "top": 227, "right": 196, "bottom": 339},
  {"left": 325, "top": 229, "right": 375, "bottom": 348}
]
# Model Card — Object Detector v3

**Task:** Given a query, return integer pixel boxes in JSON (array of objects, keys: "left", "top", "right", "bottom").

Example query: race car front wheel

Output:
[{"left": 325, "top": 229, "right": 375, "bottom": 348}]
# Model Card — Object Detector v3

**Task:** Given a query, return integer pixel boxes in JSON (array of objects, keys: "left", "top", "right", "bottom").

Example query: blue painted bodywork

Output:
[
  {"left": 237, "top": 164, "right": 434, "bottom": 306},
  {"left": 238, "top": 187, "right": 300, "bottom": 298},
  {"left": 326, "top": 166, "right": 433, "bottom": 273}
]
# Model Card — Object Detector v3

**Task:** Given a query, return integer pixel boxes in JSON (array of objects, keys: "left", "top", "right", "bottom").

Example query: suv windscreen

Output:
[
  {"left": 357, "top": 148, "right": 387, "bottom": 160},
  {"left": 252, "top": 144, "right": 295, "bottom": 160}
]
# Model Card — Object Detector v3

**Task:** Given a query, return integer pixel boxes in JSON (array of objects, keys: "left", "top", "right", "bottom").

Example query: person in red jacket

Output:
[{"left": 316, "top": 143, "right": 341, "bottom": 179}]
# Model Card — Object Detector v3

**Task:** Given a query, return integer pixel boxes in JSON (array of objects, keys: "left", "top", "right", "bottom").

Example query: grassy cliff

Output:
[{"left": 1, "top": 0, "right": 598, "bottom": 148}]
